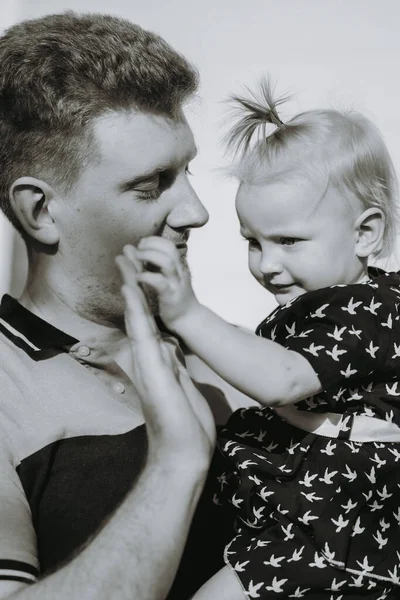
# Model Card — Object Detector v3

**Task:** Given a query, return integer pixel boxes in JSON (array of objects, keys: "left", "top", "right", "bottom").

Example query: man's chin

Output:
[{"left": 179, "top": 252, "right": 189, "bottom": 269}]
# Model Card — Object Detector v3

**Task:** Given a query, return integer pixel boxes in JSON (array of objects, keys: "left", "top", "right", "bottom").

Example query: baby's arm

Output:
[
  {"left": 125, "top": 239, "right": 321, "bottom": 407},
  {"left": 190, "top": 565, "right": 246, "bottom": 600},
  {"left": 165, "top": 299, "right": 321, "bottom": 406}
]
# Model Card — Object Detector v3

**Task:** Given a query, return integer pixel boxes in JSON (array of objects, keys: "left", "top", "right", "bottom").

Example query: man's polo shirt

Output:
[{"left": 0, "top": 295, "right": 232, "bottom": 596}]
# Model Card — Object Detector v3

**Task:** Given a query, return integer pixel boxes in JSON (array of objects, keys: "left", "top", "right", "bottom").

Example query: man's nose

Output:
[{"left": 167, "top": 180, "right": 209, "bottom": 230}]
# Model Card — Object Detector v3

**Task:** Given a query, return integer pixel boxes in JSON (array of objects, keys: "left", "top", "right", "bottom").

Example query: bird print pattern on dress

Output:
[{"left": 214, "top": 269, "right": 400, "bottom": 599}]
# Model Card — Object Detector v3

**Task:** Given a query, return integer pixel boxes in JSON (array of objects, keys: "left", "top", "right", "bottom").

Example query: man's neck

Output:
[{"left": 18, "top": 283, "right": 127, "bottom": 351}]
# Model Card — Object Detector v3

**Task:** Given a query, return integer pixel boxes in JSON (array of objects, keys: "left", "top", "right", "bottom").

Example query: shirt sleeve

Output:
[
  {"left": 260, "top": 283, "right": 394, "bottom": 391},
  {"left": 0, "top": 382, "right": 39, "bottom": 584}
]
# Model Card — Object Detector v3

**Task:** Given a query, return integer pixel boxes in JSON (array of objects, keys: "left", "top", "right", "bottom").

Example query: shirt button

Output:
[
  {"left": 113, "top": 382, "right": 125, "bottom": 394},
  {"left": 77, "top": 345, "right": 91, "bottom": 357}
]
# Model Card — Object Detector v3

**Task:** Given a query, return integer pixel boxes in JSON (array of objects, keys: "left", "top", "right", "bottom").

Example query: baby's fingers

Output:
[
  {"left": 136, "top": 271, "right": 170, "bottom": 296},
  {"left": 136, "top": 247, "right": 181, "bottom": 279}
]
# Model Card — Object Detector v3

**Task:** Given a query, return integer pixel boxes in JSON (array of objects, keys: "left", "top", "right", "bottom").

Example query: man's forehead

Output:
[{"left": 92, "top": 109, "right": 197, "bottom": 169}]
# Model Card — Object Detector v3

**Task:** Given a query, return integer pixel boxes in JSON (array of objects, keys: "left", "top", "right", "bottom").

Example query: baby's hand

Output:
[{"left": 128, "top": 236, "right": 199, "bottom": 331}]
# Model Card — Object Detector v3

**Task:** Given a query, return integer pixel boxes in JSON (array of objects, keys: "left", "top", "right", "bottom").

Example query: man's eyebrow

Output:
[{"left": 118, "top": 148, "right": 198, "bottom": 194}]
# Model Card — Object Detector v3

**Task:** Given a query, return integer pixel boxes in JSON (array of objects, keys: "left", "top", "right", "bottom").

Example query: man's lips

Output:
[
  {"left": 174, "top": 241, "right": 188, "bottom": 256},
  {"left": 173, "top": 234, "right": 189, "bottom": 253},
  {"left": 169, "top": 231, "right": 189, "bottom": 246}
]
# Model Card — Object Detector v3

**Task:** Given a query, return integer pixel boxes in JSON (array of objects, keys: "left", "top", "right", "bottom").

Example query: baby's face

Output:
[{"left": 236, "top": 178, "right": 367, "bottom": 305}]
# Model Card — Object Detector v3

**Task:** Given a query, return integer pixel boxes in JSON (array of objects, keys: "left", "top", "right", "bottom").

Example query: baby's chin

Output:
[{"left": 274, "top": 286, "right": 306, "bottom": 306}]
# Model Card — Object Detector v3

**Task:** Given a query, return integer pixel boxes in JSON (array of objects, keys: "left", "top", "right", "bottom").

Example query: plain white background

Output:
[{"left": 1, "top": 0, "right": 400, "bottom": 328}]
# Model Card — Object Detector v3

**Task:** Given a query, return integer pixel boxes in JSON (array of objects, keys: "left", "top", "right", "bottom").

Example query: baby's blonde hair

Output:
[{"left": 225, "top": 78, "right": 399, "bottom": 258}]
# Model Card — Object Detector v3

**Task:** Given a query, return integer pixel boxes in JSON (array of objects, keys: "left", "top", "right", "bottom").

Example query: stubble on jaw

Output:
[{"left": 76, "top": 254, "right": 191, "bottom": 332}]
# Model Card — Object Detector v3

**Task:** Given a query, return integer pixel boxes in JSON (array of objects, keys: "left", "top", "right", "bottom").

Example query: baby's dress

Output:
[{"left": 215, "top": 269, "right": 400, "bottom": 599}]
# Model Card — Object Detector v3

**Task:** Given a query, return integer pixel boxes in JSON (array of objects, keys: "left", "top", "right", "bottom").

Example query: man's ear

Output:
[
  {"left": 354, "top": 207, "right": 385, "bottom": 258},
  {"left": 9, "top": 177, "right": 60, "bottom": 245}
]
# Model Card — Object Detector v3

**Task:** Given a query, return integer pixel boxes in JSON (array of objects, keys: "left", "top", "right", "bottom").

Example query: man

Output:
[{"left": 0, "top": 11, "right": 240, "bottom": 599}]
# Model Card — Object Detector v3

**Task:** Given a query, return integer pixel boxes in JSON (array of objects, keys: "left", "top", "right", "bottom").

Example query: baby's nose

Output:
[{"left": 259, "top": 255, "right": 284, "bottom": 277}]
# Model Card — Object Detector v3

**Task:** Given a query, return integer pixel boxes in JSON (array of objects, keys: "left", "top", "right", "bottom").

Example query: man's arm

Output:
[
  {"left": 0, "top": 267, "right": 216, "bottom": 600},
  {"left": 1, "top": 455, "right": 208, "bottom": 600}
]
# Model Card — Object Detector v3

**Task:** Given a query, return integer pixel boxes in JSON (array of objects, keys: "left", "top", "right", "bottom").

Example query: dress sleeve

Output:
[
  {"left": 0, "top": 383, "right": 39, "bottom": 583},
  {"left": 260, "top": 283, "right": 394, "bottom": 391}
]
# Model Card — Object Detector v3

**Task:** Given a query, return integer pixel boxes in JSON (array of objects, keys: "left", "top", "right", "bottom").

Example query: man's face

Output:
[{"left": 52, "top": 110, "right": 209, "bottom": 323}]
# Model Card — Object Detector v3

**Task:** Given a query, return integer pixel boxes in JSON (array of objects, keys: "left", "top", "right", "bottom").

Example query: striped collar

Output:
[{"left": 0, "top": 295, "right": 78, "bottom": 359}]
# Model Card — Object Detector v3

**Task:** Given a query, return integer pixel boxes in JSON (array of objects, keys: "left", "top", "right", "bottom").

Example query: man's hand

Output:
[
  {"left": 130, "top": 237, "right": 200, "bottom": 332},
  {"left": 116, "top": 248, "right": 215, "bottom": 466}
]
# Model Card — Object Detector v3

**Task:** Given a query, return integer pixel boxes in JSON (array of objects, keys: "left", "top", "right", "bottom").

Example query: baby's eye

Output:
[
  {"left": 279, "top": 237, "right": 298, "bottom": 246},
  {"left": 242, "top": 236, "right": 260, "bottom": 248}
]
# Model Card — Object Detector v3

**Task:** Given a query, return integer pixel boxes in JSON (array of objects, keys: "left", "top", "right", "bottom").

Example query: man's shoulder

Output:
[
  {"left": 0, "top": 327, "right": 38, "bottom": 383},
  {"left": 0, "top": 332, "right": 28, "bottom": 384}
]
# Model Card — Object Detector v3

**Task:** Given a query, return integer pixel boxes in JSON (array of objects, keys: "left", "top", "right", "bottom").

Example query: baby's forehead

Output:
[
  {"left": 236, "top": 177, "right": 324, "bottom": 211},
  {"left": 236, "top": 178, "right": 359, "bottom": 228}
]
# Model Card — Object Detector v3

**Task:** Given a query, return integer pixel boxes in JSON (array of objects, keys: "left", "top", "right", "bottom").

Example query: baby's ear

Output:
[{"left": 354, "top": 208, "right": 385, "bottom": 258}]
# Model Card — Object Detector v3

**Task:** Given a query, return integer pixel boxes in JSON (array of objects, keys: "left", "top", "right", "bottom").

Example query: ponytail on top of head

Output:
[
  {"left": 224, "top": 76, "right": 290, "bottom": 157},
  {"left": 224, "top": 76, "right": 399, "bottom": 260}
]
